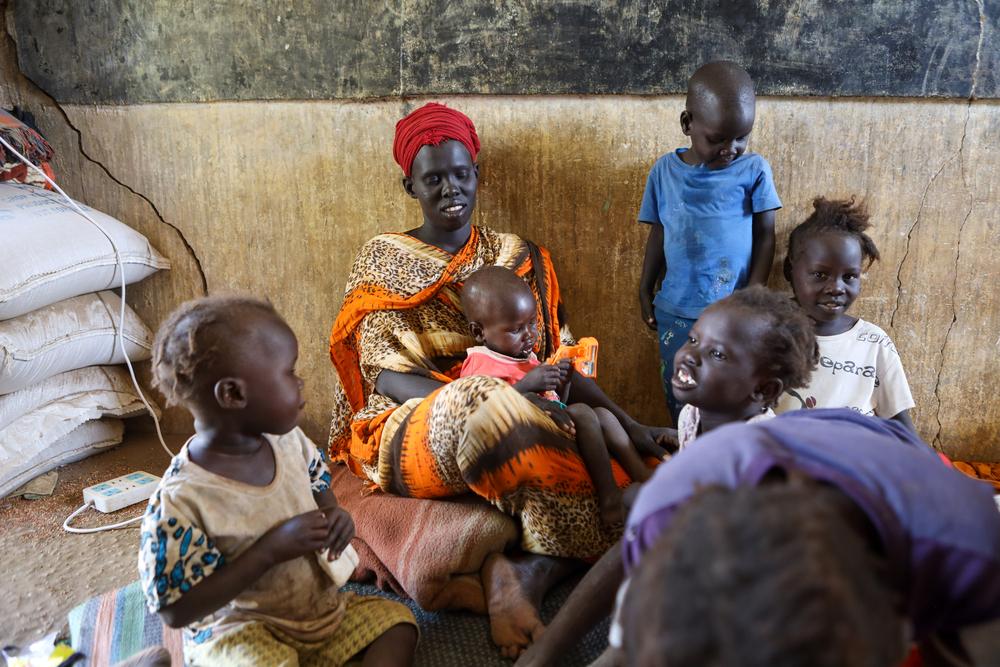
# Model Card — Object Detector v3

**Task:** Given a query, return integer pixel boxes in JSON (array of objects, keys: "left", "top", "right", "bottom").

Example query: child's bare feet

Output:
[{"left": 599, "top": 490, "right": 626, "bottom": 530}]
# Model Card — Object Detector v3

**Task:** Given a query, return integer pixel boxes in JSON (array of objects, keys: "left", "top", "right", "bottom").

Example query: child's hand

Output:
[
  {"left": 318, "top": 504, "right": 356, "bottom": 560},
  {"left": 256, "top": 510, "right": 330, "bottom": 566},
  {"left": 514, "top": 362, "right": 570, "bottom": 394},
  {"left": 652, "top": 426, "right": 679, "bottom": 454},
  {"left": 624, "top": 421, "right": 673, "bottom": 458},
  {"left": 524, "top": 393, "right": 576, "bottom": 436},
  {"left": 639, "top": 292, "right": 657, "bottom": 330}
]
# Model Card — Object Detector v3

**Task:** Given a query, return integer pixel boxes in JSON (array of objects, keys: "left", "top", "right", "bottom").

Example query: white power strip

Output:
[{"left": 83, "top": 471, "right": 161, "bottom": 513}]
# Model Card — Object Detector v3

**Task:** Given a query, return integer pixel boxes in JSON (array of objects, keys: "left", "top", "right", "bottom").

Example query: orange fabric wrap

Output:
[
  {"left": 346, "top": 409, "right": 396, "bottom": 476},
  {"left": 466, "top": 446, "right": 631, "bottom": 503},
  {"left": 329, "top": 227, "right": 482, "bottom": 414},
  {"left": 515, "top": 245, "right": 562, "bottom": 356}
]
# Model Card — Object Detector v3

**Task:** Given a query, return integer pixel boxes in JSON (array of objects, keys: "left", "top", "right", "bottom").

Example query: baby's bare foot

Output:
[{"left": 599, "top": 493, "right": 626, "bottom": 530}]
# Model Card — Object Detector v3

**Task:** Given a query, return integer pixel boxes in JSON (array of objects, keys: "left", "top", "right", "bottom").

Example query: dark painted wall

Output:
[{"left": 14, "top": 1, "right": 999, "bottom": 102}]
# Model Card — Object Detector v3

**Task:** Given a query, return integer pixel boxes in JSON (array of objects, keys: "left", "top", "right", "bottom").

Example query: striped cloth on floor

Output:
[
  {"left": 69, "top": 580, "right": 609, "bottom": 666},
  {"left": 68, "top": 580, "right": 183, "bottom": 666}
]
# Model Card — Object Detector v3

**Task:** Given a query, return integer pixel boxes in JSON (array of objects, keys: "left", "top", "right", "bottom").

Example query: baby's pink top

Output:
[{"left": 460, "top": 346, "right": 560, "bottom": 401}]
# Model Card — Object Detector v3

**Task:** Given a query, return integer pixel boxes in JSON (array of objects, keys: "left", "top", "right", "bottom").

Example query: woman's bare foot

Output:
[{"left": 482, "top": 552, "right": 578, "bottom": 659}]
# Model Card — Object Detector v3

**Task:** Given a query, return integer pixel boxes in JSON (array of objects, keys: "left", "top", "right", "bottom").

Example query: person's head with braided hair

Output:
[{"left": 151, "top": 295, "right": 305, "bottom": 436}]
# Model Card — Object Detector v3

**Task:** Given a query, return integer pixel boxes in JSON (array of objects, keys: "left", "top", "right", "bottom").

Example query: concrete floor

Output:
[{"left": 0, "top": 428, "right": 187, "bottom": 649}]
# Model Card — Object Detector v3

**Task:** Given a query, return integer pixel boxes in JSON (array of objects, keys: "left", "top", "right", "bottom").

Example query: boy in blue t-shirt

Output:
[{"left": 638, "top": 60, "right": 782, "bottom": 422}]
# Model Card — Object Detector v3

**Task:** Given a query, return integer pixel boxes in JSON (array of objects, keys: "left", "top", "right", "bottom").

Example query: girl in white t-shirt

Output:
[{"left": 778, "top": 197, "right": 916, "bottom": 430}]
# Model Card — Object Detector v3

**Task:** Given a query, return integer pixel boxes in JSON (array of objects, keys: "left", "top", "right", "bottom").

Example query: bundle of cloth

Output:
[
  {"left": 0, "top": 108, "right": 56, "bottom": 189},
  {"left": 330, "top": 465, "right": 518, "bottom": 613},
  {"left": 0, "top": 113, "right": 171, "bottom": 497}
]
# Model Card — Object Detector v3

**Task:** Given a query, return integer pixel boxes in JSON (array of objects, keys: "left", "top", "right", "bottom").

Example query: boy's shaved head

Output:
[
  {"left": 461, "top": 265, "right": 533, "bottom": 322},
  {"left": 686, "top": 60, "right": 756, "bottom": 129}
]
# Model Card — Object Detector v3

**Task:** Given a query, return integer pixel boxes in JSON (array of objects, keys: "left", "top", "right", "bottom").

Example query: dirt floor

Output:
[
  {"left": 4, "top": 427, "right": 1000, "bottom": 664},
  {"left": 0, "top": 427, "right": 188, "bottom": 650}
]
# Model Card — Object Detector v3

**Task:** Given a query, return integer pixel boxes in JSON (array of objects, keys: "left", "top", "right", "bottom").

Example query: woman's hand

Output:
[
  {"left": 318, "top": 505, "right": 356, "bottom": 560},
  {"left": 624, "top": 421, "right": 676, "bottom": 458},
  {"left": 524, "top": 393, "right": 576, "bottom": 436},
  {"left": 375, "top": 369, "right": 446, "bottom": 404},
  {"left": 514, "top": 361, "right": 571, "bottom": 394},
  {"left": 255, "top": 510, "right": 330, "bottom": 566}
]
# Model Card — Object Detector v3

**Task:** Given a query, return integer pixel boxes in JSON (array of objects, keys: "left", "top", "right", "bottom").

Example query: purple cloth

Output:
[{"left": 624, "top": 409, "right": 1000, "bottom": 639}]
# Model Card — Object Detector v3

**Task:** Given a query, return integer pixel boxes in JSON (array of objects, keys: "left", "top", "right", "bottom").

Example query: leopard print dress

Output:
[{"left": 329, "top": 226, "right": 624, "bottom": 558}]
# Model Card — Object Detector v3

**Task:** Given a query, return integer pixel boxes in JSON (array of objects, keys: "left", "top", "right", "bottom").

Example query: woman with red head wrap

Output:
[
  {"left": 392, "top": 102, "right": 480, "bottom": 177},
  {"left": 329, "top": 102, "right": 669, "bottom": 658}
]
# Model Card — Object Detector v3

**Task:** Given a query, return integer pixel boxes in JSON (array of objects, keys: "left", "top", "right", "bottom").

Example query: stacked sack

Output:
[{"left": 0, "top": 117, "right": 170, "bottom": 497}]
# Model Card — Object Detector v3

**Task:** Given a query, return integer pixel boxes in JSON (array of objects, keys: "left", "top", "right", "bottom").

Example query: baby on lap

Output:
[{"left": 459, "top": 266, "right": 651, "bottom": 529}]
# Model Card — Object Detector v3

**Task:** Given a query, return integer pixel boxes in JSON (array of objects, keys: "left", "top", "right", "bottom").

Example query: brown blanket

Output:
[{"left": 331, "top": 464, "right": 518, "bottom": 613}]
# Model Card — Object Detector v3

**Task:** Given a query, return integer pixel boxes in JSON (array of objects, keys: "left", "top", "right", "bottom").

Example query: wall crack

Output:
[
  {"left": 970, "top": 0, "right": 985, "bottom": 100},
  {"left": 927, "top": 0, "right": 980, "bottom": 446},
  {"left": 889, "top": 152, "right": 957, "bottom": 329},
  {"left": 892, "top": 0, "right": 980, "bottom": 447},
  {"left": 931, "top": 202, "right": 971, "bottom": 448},
  {"left": 48, "top": 107, "right": 208, "bottom": 295},
  {"left": 1, "top": 4, "right": 208, "bottom": 295}
]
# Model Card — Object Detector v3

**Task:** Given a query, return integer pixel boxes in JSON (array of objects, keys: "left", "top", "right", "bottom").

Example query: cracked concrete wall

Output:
[
  {"left": 4, "top": 3, "right": 997, "bottom": 458},
  {"left": 12, "top": 96, "right": 994, "bottom": 460},
  {"left": 0, "top": 6, "right": 203, "bottom": 435}
]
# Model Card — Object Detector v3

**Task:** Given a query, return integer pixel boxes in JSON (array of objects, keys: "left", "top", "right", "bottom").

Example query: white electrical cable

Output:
[
  {"left": 0, "top": 134, "right": 176, "bottom": 534},
  {"left": 0, "top": 134, "right": 174, "bottom": 463},
  {"left": 62, "top": 501, "right": 144, "bottom": 534}
]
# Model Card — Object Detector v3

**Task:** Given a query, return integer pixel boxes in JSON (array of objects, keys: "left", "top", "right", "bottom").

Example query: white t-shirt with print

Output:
[{"left": 776, "top": 318, "right": 914, "bottom": 419}]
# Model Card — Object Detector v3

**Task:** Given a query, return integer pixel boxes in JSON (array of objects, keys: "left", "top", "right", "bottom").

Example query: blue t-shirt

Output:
[
  {"left": 638, "top": 149, "right": 781, "bottom": 319},
  {"left": 624, "top": 409, "right": 1000, "bottom": 640}
]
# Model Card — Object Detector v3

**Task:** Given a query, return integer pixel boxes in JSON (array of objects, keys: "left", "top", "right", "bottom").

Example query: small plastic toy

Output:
[{"left": 547, "top": 337, "right": 598, "bottom": 378}]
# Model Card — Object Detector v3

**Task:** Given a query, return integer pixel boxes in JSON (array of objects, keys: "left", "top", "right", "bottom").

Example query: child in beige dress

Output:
[{"left": 138, "top": 296, "right": 416, "bottom": 666}]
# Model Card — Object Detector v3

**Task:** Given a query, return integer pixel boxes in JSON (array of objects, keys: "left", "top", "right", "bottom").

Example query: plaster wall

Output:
[{"left": 23, "top": 96, "right": 998, "bottom": 459}]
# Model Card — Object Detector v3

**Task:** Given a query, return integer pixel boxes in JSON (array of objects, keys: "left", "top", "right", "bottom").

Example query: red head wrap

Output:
[{"left": 392, "top": 102, "right": 481, "bottom": 177}]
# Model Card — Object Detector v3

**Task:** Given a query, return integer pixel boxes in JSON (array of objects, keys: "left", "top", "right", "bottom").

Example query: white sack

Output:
[
  {"left": 0, "top": 182, "right": 169, "bottom": 321},
  {"left": 0, "top": 291, "right": 153, "bottom": 395},
  {"left": 0, "top": 418, "right": 124, "bottom": 498},
  {"left": 0, "top": 370, "right": 153, "bottom": 453},
  {"left": 0, "top": 365, "right": 154, "bottom": 431}
]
